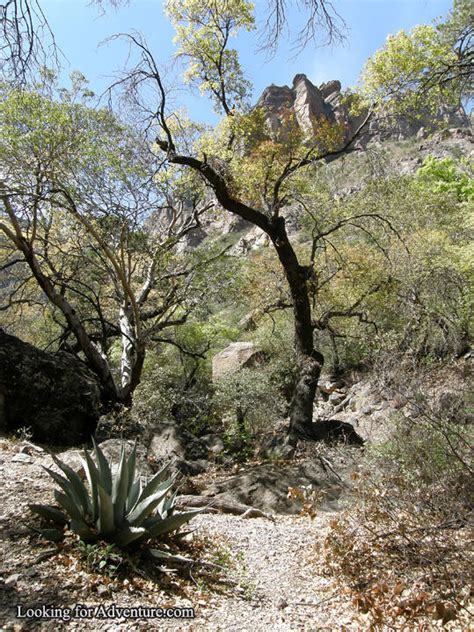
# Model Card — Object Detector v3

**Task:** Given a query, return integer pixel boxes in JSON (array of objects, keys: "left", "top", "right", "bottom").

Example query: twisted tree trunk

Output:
[{"left": 269, "top": 216, "right": 324, "bottom": 441}]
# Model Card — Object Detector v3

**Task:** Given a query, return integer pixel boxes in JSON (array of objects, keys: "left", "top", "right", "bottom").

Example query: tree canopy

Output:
[{"left": 360, "top": 0, "right": 473, "bottom": 114}]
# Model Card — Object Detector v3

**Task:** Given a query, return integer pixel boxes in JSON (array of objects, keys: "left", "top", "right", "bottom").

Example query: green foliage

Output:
[
  {"left": 360, "top": 0, "right": 473, "bottom": 113},
  {"left": 133, "top": 361, "right": 215, "bottom": 435},
  {"left": 415, "top": 155, "right": 474, "bottom": 201},
  {"left": 166, "top": 0, "right": 255, "bottom": 113},
  {"left": 240, "top": 153, "right": 472, "bottom": 373},
  {"left": 1, "top": 76, "right": 217, "bottom": 401},
  {"left": 361, "top": 25, "right": 451, "bottom": 113},
  {"left": 30, "top": 440, "right": 199, "bottom": 547},
  {"left": 0, "top": 76, "right": 143, "bottom": 191},
  {"left": 77, "top": 541, "right": 123, "bottom": 577},
  {"left": 213, "top": 366, "right": 287, "bottom": 454}
]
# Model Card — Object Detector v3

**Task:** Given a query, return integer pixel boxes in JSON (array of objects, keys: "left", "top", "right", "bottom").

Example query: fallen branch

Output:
[{"left": 175, "top": 495, "right": 273, "bottom": 521}]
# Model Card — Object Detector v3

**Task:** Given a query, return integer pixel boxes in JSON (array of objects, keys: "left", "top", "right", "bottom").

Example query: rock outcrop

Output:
[
  {"left": 257, "top": 73, "right": 469, "bottom": 145},
  {"left": 201, "top": 455, "right": 352, "bottom": 514},
  {"left": 0, "top": 330, "right": 101, "bottom": 445}
]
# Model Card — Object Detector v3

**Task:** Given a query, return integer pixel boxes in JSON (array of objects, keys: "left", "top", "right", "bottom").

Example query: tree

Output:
[
  {"left": 94, "top": 0, "right": 344, "bottom": 51},
  {"left": 0, "top": 76, "right": 214, "bottom": 406},
  {"left": 360, "top": 0, "right": 473, "bottom": 114},
  {"left": 259, "top": 0, "right": 345, "bottom": 53},
  {"left": 110, "top": 0, "right": 371, "bottom": 444},
  {"left": 0, "top": 0, "right": 56, "bottom": 82}
]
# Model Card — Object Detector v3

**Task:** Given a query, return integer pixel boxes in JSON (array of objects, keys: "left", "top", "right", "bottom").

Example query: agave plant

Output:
[{"left": 30, "top": 439, "right": 199, "bottom": 547}]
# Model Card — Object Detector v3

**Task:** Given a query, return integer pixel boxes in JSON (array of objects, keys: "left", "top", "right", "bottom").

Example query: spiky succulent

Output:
[{"left": 30, "top": 439, "right": 198, "bottom": 547}]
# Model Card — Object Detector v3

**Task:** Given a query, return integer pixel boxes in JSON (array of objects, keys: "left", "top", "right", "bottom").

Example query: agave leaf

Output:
[
  {"left": 126, "top": 443, "right": 137, "bottom": 494},
  {"left": 114, "top": 525, "right": 146, "bottom": 547},
  {"left": 155, "top": 488, "right": 177, "bottom": 520},
  {"left": 162, "top": 490, "right": 178, "bottom": 518},
  {"left": 92, "top": 438, "right": 112, "bottom": 495},
  {"left": 137, "top": 463, "right": 172, "bottom": 504},
  {"left": 112, "top": 446, "right": 129, "bottom": 525},
  {"left": 155, "top": 495, "right": 168, "bottom": 520},
  {"left": 29, "top": 504, "right": 68, "bottom": 526},
  {"left": 54, "top": 490, "right": 85, "bottom": 522},
  {"left": 81, "top": 450, "right": 100, "bottom": 522},
  {"left": 126, "top": 478, "right": 141, "bottom": 513},
  {"left": 45, "top": 467, "right": 83, "bottom": 510},
  {"left": 145, "top": 510, "right": 201, "bottom": 538},
  {"left": 126, "top": 481, "right": 174, "bottom": 527},
  {"left": 51, "top": 455, "right": 91, "bottom": 517},
  {"left": 96, "top": 484, "right": 115, "bottom": 535},
  {"left": 141, "top": 513, "right": 163, "bottom": 531},
  {"left": 70, "top": 519, "right": 96, "bottom": 542},
  {"left": 149, "top": 549, "right": 193, "bottom": 564}
]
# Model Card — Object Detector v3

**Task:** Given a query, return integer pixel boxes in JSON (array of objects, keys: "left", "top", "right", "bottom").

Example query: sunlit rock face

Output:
[
  {"left": 256, "top": 73, "right": 469, "bottom": 145},
  {"left": 257, "top": 73, "right": 356, "bottom": 144},
  {"left": 178, "top": 74, "right": 470, "bottom": 248}
]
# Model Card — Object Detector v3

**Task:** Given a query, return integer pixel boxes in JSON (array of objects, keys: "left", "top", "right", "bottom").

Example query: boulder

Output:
[
  {"left": 148, "top": 422, "right": 186, "bottom": 464},
  {"left": 230, "top": 227, "right": 270, "bottom": 255},
  {"left": 203, "top": 455, "right": 353, "bottom": 514},
  {"left": 0, "top": 330, "right": 101, "bottom": 446},
  {"left": 212, "top": 342, "right": 264, "bottom": 381},
  {"left": 201, "top": 434, "right": 225, "bottom": 456},
  {"left": 54, "top": 439, "right": 154, "bottom": 479},
  {"left": 146, "top": 420, "right": 213, "bottom": 475}
]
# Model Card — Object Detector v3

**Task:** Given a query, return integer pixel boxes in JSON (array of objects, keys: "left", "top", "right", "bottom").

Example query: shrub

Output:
[
  {"left": 213, "top": 366, "right": 287, "bottom": 454},
  {"left": 318, "top": 394, "right": 473, "bottom": 628}
]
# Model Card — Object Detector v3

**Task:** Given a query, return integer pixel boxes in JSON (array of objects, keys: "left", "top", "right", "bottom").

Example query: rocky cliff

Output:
[
  {"left": 178, "top": 74, "right": 471, "bottom": 247},
  {"left": 256, "top": 73, "right": 469, "bottom": 143}
]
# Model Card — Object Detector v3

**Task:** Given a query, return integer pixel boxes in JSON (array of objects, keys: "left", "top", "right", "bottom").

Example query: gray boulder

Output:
[
  {"left": 203, "top": 456, "right": 352, "bottom": 514},
  {"left": 146, "top": 420, "right": 214, "bottom": 476},
  {"left": 0, "top": 330, "right": 100, "bottom": 445},
  {"left": 54, "top": 439, "right": 154, "bottom": 479},
  {"left": 212, "top": 341, "right": 264, "bottom": 381}
]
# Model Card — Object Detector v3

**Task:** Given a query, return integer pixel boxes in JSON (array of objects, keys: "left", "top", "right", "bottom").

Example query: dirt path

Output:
[
  {"left": 187, "top": 513, "right": 354, "bottom": 631},
  {"left": 0, "top": 439, "right": 355, "bottom": 631}
]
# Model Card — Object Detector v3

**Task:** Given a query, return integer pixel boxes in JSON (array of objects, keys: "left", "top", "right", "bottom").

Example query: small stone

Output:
[
  {"left": 276, "top": 597, "right": 288, "bottom": 610},
  {"left": 5, "top": 573, "right": 21, "bottom": 587},
  {"left": 96, "top": 584, "right": 109, "bottom": 596},
  {"left": 12, "top": 453, "right": 32, "bottom": 464},
  {"left": 329, "top": 391, "right": 346, "bottom": 405}
]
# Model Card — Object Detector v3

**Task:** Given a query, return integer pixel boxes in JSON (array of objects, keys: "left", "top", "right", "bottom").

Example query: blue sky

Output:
[{"left": 42, "top": 0, "right": 454, "bottom": 122}]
